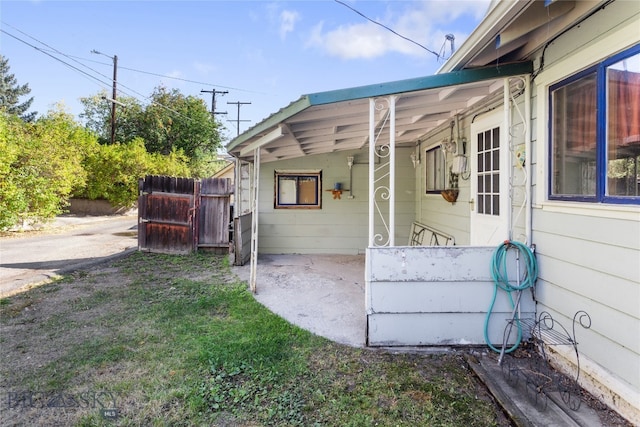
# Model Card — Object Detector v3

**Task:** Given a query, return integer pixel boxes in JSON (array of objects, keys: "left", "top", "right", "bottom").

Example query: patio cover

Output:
[{"left": 226, "top": 61, "right": 533, "bottom": 163}]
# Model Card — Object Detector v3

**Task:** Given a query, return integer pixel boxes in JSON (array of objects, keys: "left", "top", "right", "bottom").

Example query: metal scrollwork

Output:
[{"left": 500, "top": 310, "right": 592, "bottom": 412}]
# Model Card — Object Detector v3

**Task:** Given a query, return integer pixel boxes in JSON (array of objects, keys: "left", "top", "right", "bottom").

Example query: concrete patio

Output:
[{"left": 231, "top": 254, "right": 366, "bottom": 347}]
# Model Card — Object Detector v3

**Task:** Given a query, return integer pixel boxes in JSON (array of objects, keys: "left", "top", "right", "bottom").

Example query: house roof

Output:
[
  {"left": 226, "top": 61, "right": 532, "bottom": 163},
  {"left": 439, "top": 0, "right": 609, "bottom": 72}
]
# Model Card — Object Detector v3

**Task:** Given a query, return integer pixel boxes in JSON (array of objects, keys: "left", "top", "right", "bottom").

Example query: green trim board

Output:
[{"left": 227, "top": 61, "right": 533, "bottom": 152}]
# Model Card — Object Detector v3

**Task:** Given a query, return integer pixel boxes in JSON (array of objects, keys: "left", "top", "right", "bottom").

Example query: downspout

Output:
[{"left": 524, "top": 75, "right": 532, "bottom": 243}]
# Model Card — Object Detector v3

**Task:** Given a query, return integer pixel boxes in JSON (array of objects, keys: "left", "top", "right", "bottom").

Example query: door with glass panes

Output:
[{"left": 470, "top": 110, "right": 508, "bottom": 245}]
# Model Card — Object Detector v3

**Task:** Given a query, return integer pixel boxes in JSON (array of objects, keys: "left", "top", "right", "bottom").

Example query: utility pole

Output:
[
  {"left": 91, "top": 50, "right": 118, "bottom": 144},
  {"left": 227, "top": 101, "right": 251, "bottom": 136},
  {"left": 110, "top": 55, "right": 118, "bottom": 145},
  {"left": 201, "top": 88, "right": 228, "bottom": 118}
]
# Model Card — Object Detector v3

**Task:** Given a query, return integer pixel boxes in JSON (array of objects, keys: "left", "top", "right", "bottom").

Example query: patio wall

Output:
[{"left": 365, "top": 246, "right": 535, "bottom": 347}]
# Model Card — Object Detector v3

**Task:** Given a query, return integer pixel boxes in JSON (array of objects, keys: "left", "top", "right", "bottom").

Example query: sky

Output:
[{"left": 1, "top": 0, "right": 490, "bottom": 142}]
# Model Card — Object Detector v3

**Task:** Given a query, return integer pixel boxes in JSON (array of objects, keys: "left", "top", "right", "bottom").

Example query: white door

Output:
[{"left": 470, "top": 110, "right": 509, "bottom": 245}]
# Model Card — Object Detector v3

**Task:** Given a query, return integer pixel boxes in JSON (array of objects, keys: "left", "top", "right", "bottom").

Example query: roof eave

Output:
[
  {"left": 226, "top": 96, "right": 312, "bottom": 153},
  {"left": 438, "top": 0, "right": 535, "bottom": 73}
]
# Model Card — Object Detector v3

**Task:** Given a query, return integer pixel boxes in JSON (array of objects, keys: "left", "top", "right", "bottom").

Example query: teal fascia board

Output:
[
  {"left": 227, "top": 61, "right": 532, "bottom": 151},
  {"left": 307, "top": 61, "right": 532, "bottom": 105}
]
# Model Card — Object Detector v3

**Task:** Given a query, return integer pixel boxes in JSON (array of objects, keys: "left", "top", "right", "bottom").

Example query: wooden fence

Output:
[{"left": 138, "top": 175, "right": 232, "bottom": 254}]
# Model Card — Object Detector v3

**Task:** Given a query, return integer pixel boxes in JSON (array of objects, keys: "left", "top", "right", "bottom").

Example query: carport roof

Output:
[{"left": 226, "top": 61, "right": 532, "bottom": 163}]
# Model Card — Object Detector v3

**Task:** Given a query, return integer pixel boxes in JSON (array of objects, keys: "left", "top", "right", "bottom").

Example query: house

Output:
[{"left": 226, "top": 0, "right": 639, "bottom": 423}]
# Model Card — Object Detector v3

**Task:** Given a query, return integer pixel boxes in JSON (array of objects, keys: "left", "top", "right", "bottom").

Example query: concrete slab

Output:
[{"left": 231, "top": 254, "right": 366, "bottom": 347}]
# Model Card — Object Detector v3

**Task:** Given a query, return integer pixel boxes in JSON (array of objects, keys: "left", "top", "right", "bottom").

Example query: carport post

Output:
[{"left": 249, "top": 148, "right": 260, "bottom": 293}]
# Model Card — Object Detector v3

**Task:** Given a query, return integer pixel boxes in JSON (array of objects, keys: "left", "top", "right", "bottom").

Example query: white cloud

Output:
[
  {"left": 306, "top": 0, "right": 491, "bottom": 60},
  {"left": 279, "top": 9, "right": 300, "bottom": 40},
  {"left": 193, "top": 61, "right": 217, "bottom": 76}
]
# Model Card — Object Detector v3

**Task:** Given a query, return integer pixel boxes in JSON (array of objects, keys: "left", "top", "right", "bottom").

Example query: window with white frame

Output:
[
  {"left": 274, "top": 170, "right": 322, "bottom": 209},
  {"left": 550, "top": 44, "right": 640, "bottom": 203},
  {"left": 425, "top": 146, "right": 446, "bottom": 193}
]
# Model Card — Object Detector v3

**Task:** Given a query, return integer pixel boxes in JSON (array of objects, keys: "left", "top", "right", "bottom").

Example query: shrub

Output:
[
  {"left": 0, "top": 109, "right": 96, "bottom": 229},
  {"left": 78, "top": 138, "right": 192, "bottom": 208}
]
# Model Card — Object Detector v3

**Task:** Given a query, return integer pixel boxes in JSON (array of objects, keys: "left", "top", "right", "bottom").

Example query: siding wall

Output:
[
  {"left": 529, "top": 1, "right": 640, "bottom": 422},
  {"left": 416, "top": 123, "right": 471, "bottom": 244},
  {"left": 257, "top": 148, "right": 416, "bottom": 254},
  {"left": 366, "top": 246, "right": 535, "bottom": 346},
  {"left": 415, "top": 88, "right": 529, "bottom": 245}
]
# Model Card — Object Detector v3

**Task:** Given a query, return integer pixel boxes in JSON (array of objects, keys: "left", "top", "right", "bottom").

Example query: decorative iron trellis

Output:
[{"left": 500, "top": 310, "right": 592, "bottom": 411}]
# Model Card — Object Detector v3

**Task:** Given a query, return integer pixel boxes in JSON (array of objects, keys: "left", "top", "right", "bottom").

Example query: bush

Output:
[
  {"left": 0, "top": 109, "right": 96, "bottom": 229},
  {"left": 1, "top": 107, "right": 198, "bottom": 230},
  {"left": 77, "top": 138, "right": 191, "bottom": 208}
]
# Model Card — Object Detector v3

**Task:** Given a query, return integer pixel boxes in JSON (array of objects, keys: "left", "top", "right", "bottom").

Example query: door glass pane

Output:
[{"left": 476, "top": 126, "right": 501, "bottom": 216}]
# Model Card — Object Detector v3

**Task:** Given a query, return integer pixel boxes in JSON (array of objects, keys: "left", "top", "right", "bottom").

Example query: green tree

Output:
[
  {"left": 0, "top": 55, "right": 37, "bottom": 122},
  {"left": 139, "top": 86, "right": 220, "bottom": 159},
  {"left": 80, "top": 86, "right": 223, "bottom": 177},
  {"left": 79, "top": 89, "right": 143, "bottom": 145}
]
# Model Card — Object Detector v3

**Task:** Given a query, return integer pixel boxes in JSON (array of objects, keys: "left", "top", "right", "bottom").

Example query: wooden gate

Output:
[
  {"left": 138, "top": 175, "right": 231, "bottom": 254},
  {"left": 197, "top": 177, "right": 232, "bottom": 253}
]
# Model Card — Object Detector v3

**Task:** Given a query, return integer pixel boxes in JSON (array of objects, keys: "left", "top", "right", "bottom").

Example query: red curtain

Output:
[
  {"left": 608, "top": 69, "right": 640, "bottom": 151},
  {"left": 565, "top": 74, "right": 597, "bottom": 153}
]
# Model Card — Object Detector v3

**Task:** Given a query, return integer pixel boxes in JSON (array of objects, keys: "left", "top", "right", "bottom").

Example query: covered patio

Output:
[{"left": 227, "top": 61, "right": 535, "bottom": 348}]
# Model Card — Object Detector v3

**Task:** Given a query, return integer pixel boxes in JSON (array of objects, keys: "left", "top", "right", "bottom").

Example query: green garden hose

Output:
[{"left": 484, "top": 240, "right": 538, "bottom": 354}]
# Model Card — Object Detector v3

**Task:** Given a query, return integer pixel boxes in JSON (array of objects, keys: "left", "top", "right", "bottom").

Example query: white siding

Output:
[
  {"left": 366, "top": 246, "right": 536, "bottom": 346},
  {"left": 530, "top": 1, "right": 640, "bottom": 422},
  {"left": 257, "top": 148, "right": 416, "bottom": 254},
  {"left": 533, "top": 210, "right": 640, "bottom": 386},
  {"left": 416, "top": 123, "right": 472, "bottom": 244}
]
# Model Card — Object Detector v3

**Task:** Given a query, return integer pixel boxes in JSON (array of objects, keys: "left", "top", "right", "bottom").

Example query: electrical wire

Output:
[
  {"left": 2, "top": 27, "right": 204, "bottom": 123},
  {"left": 484, "top": 240, "right": 538, "bottom": 354},
  {"left": 334, "top": 0, "right": 441, "bottom": 59},
  {"left": 1, "top": 22, "right": 259, "bottom": 123}
]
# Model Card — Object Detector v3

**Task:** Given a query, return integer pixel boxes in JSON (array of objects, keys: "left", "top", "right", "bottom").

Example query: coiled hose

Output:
[{"left": 484, "top": 240, "right": 538, "bottom": 354}]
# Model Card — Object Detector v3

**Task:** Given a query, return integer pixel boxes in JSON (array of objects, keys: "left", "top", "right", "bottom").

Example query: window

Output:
[
  {"left": 275, "top": 171, "right": 321, "bottom": 209},
  {"left": 425, "top": 146, "right": 446, "bottom": 193},
  {"left": 477, "top": 126, "right": 501, "bottom": 215},
  {"left": 550, "top": 44, "right": 640, "bottom": 203}
]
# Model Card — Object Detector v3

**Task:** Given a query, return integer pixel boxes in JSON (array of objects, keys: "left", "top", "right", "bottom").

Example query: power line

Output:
[
  {"left": 334, "top": 0, "right": 441, "bottom": 59},
  {"left": 1, "top": 27, "right": 203, "bottom": 123}
]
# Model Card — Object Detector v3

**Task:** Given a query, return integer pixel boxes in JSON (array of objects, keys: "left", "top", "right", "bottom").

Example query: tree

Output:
[
  {"left": 139, "top": 86, "right": 220, "bottom": 159},
  {"left": 80, "top": 86, "right": 222, "bottom": 176},
  {"left": 0, "top": 55, "right": 37, "bottom": 122},
  {"left": 79, "top": 89, "right": 143, "bottom": 145}
]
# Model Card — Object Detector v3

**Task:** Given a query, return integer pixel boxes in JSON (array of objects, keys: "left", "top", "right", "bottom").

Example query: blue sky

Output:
[{"left": 1, "top": 0, "right": 490, "bottom": 141}]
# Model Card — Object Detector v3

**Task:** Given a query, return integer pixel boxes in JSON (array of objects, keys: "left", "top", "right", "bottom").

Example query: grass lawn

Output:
[{"left": 0, "top": 252, "right": 510, "bottom": 426}]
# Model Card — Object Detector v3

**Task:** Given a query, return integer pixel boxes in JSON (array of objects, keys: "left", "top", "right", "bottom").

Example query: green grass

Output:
[{"left": 0, "top": 252, "right": 509, "bottom": 426}]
